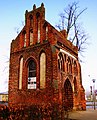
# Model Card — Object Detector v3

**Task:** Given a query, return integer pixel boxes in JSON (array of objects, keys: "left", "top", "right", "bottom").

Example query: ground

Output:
[{"left": 69, "top": 109, "right": 97, "bottom": 120}]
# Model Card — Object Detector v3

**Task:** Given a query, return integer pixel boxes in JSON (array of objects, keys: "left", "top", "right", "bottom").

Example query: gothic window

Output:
[
  {"left": 66, "top": 57, "right": 69, "bottom": 72},
  {"left": 23, "top": 31, "right": 26, "bottom": 47},
  {"left": 67, "top": 57, "right": 72, "bottom": 73},
  {"left": 68, "top": 57, "right": 72, "bottom": 74},
  {"left": 40, "top": 52, "right": 46, "bottom": 89},
  {"left": 19, "top": 57, "right": 23, "bottom": 89},
  {"left": 30, "top": 29, "right": 33, "bottom": 45},
  {"left": 36, "top": 12, "right": 40, "bottom": 43},
  {"left": 58, "top": 53, "right": 64, "bottom": 71},
  {"left": 43, "top": 22, "right": 48, "bottom": 40},
  {"left": 46, "top": 26, "right": 48, "bottom": 40},
  {"left": 29, "top": 15, "right": 33, "bottom": 27},
  {"left": 28, "top": 60, "right": 36, "bottom": 89}
]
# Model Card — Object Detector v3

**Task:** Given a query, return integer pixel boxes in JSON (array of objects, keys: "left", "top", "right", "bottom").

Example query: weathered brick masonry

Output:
[{"left": 8, "top": 3, "right": 86, "bottom": 110}]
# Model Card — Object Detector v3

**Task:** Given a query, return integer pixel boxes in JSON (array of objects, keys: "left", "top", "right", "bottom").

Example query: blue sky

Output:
[{"left": 0, "top": 0, "right": 97, "bottom": 93}]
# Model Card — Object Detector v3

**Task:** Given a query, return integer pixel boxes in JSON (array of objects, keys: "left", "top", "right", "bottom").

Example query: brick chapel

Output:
[{"left": 8, "top": 3, "right": 86, "bottom": 110}]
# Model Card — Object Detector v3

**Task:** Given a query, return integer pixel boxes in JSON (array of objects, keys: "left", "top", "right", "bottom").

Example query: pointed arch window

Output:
[
  {"left": 68, "top": 57, "right": 72, "bottom": 74},
  {"left": 38, "top": 25, "right": 40, "bottom": 43},
  {"left": 43, "top": 22, "right": 48, "bottom": 40},
  {"left": 40, "top": 52, "right": 46, "bottom": 89},
  {"left": 66, "top": 57, "right": 72, "bottom": 73},
  {"left": 19, "top": 57, "right": 23, "bottom": 89},
  {"left": 30, "top": 29, "right": 33, "bottom": 45},
  {"left": 23, "top": 31, "right": 26, "bottom": 47},
  {"left": 58, "top": 53, "right": 64, "bottom": 71},
  {"left": 28, "top": 60, "right": 36, "bottom": 89},
  {"left": 36, "top": 12, "right": 40, "bottom": 43},
  {"left": 29, "top": 15, "right": 33, "bottom": 27},
  {"left": 46, "top": 26, "right": 48, "bottom": 40}
]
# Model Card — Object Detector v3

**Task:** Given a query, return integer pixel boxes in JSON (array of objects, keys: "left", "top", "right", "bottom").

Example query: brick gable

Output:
[{"left": 9, "top": 3, "right": 86, "bottom": 111}]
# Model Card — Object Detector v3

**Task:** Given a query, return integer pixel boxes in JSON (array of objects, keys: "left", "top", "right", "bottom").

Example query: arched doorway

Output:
[{"left": 63, "top": 79, "right": 73, "bottom": 110}]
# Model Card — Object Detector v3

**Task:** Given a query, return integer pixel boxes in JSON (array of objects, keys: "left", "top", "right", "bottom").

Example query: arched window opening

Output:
[
  {"left": 29, "top": 15, "right": 33, "bottom": 27},
  {"left": 66, "top": 57, "right": 69, "bottom": 72},
  {"left": 40, "top": 52, "right": 46, "bottom": 89},
  {"left": 66, "top": 57, "right": 72, "bottom": 73},
  {"left": 46, "top": 26, "right": 48, "bottom": 40},
  {"left": 28, "top": 60, "right": 36, "bottom": 89},
  {"left": 58, "top": 53, "right": 64, "bottom": 71},
  {"left": 23, "top": 31, "right": 26, "bottom": 47},
  {"left": 38, "top": 25, "right": 40, "bottom": 43},
  {"left": 30, "top": 29, "right": 33, "bottom": 45},
  {"left": 36, "top": 12, "right": 40, "bottom": 43},
  {"left": 43, "top": 22, "right": 48, "bottom": 40},
  {"left": 64, "top": 79, "right": 73, "bottom": 109},
  {"left": 19, "top": 57, "right": 23, "bottom": 89},
  {"left": 68, "top": 57, "right": 72, "bottom": 74}
]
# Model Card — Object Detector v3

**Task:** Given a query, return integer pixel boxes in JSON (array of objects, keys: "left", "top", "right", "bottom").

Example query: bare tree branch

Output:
[
  {"left": 14, "top": 21, "right": 24, "bottom": 34},
  {"left": 56, "top": 1, "right": 88, "bottom": 56}
]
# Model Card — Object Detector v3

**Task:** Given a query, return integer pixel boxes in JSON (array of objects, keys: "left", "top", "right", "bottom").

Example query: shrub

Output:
[{"left": 0, "top": 103, "right": 62, "bottom": 120}]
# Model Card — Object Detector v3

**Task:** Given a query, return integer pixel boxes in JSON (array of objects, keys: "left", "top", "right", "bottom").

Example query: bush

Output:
[{"left": 0, "top": 103, "right": 62, "bottom": 120}]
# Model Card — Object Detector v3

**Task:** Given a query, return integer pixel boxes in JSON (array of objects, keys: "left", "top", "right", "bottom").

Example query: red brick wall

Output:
[{"left": 9, "top": 42, "right": 54, "bottom": 106}]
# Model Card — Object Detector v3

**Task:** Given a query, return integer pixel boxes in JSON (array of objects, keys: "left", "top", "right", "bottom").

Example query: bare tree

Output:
[{"left": 56, "top": 1, "right": 88, "bottom": 54}]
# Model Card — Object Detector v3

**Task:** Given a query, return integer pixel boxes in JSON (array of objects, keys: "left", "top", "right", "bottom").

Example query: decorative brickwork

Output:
[{"left": 8, "top": 3, "right": 86, "bottom": 111}]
